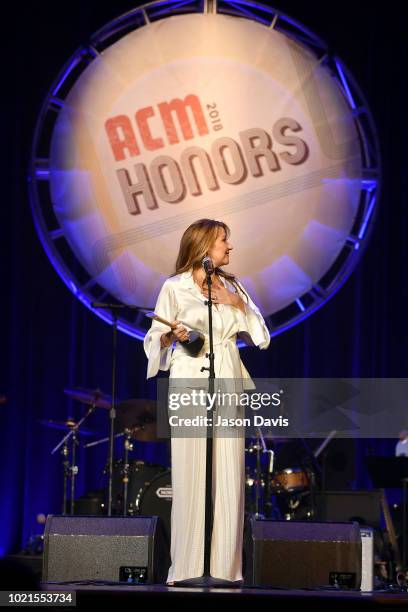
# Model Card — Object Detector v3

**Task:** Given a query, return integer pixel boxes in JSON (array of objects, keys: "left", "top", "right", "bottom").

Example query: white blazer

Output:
[{"left": 143, "top": 268, "right": 270, "bottom": 386}]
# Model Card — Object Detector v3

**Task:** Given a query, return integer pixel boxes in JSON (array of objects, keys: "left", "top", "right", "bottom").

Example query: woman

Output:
[{"left": 144, "top": 219, "right": 270, "bottom": 584}]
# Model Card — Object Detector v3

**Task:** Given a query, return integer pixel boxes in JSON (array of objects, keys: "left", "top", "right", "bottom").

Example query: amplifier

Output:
[
  {"left": 244, "top": 517, "right": 362, "bottom": 589},
  {"left": 43, "top": 515, "right": 170, "bottom": 584}
]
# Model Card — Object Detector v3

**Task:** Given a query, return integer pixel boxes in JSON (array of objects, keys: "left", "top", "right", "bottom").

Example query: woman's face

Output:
[{"left": 207, "top": 227, "right": 233, "bottom": 267}]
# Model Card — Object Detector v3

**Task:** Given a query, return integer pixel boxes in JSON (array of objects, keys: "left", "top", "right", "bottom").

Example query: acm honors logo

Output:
[{"left": 105, "top": 94, "right": 310, "bottom": 214}]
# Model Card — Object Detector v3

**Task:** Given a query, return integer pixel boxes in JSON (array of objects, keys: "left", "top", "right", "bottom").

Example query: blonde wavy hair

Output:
[{"left": 171, "top": 219, "right": 248, "bottom": 300}]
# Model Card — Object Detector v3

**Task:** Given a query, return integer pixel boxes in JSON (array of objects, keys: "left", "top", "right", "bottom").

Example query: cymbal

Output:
[
  {"left": 64, "top": 387, "right": 113, "bottom": 410},
  {"left": 115, "top": 398, "right": 158, "bottom": 442},
  {"left": 37, "top": 419, "right": 98, "bottom": 436}
]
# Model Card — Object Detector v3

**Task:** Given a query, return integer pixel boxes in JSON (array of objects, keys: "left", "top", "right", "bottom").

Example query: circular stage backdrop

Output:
[{"left": 30, "top": 1, "right": 381, "bottom": 339}]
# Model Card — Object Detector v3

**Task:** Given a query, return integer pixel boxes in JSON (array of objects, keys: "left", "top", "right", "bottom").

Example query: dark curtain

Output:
[{"left": 1, "top": 0, "right": 407, "bottom": 554}]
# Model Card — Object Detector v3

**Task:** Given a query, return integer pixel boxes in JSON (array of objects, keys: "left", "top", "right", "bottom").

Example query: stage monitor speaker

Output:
[
  {"left": 314, "top": 490, "right": 382, "bottom": 529},
  {"left": 244, "top": 517, "right": 362, "bottom": 589},
  {"left": 43, "top": 515, "right": 170, "bottom": 584}
]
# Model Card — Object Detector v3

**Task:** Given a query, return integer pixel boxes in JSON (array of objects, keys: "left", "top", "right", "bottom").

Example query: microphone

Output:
[{"left": 202, "top": 256, "right": 214, "bottom": 275}]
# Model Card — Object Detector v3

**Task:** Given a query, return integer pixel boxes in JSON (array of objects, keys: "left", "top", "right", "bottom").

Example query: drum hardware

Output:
[
  {"left": 269, "top": 430, "right": 328, "bottom": 520},
  {"left": 84, "top": 431, "right": 125, "bottom": 449},
  {"left": 84, "top": 398, "right": 159, "bottom": 515},
  {"left": 122, "top": 429, "right": 134, "bottom": 516},
  {"left": 270, "top": 463, "right": 317, "bottom": 521},
  {"left": 50, "top": 420, "right": 88, "bottom": 516},
  {"left": 114, "top": 400, "right": 158, "bottom": 514},
  {"left": 263, "top": 444, "right": 275, "bottom": 519},
  {"left": 45, "top": 390, "right": 108, "bottom": 515},
  {"left": 62, "top": 435, "right": 78, "bottom": 516},
  {"left": 110, "top": 461, "right": 169, "bottom": 526},
  {"left": 245, "top": 428, "right": 274, "bottom": 518},
  {"left": 244, "top": 428, "right": 327, "bottom": 521},
  {"left": 40, "top": 417, "right": 93, "bottom": 516},
  {"left": 59, "top": 385, "right": 114, "bottom": 514}
]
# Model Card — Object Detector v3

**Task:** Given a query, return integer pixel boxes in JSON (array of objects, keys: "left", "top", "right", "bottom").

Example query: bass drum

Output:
[
  {"left": 136, "top": 469, "right": 172, "bottom": 545},
  {"left": 112, "top": 460, "right": 166, "bottom": 516}
]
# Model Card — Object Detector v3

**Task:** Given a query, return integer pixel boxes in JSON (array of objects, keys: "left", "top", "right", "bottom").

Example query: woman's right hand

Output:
[
  {"left": 171, "top": 320, "right": 189, "bottom": 343},
  {"left": 160, "top": 321, "right": 189, "bottom": 348}
]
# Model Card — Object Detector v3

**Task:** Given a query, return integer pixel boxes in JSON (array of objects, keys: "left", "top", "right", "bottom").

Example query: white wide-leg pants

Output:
[{"left": 167, "top": 425, "right": 245, "bottom": 583}]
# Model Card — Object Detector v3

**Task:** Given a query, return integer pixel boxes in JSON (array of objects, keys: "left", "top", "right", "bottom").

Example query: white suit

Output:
[{"left": 144, "top": 268, "right": 270, "bottom": 582}]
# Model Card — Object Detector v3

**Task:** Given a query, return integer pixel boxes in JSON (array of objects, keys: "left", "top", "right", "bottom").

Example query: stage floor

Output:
[
  {"left": 4, "top": 556, "right": 408, "bottom": 610},
  {"left": 40, "top": 581, "right": 408, "bottom": 610}
]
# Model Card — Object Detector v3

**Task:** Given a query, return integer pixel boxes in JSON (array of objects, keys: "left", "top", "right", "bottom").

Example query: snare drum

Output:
[{"left": 272, "top": 467, "right": 310, "bottom": 493}]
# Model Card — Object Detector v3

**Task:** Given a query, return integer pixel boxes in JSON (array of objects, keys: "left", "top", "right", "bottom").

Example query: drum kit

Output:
[
  {"left": 38, "top": 388, "right": 318, "bottom": 532},
  {"left": 37, "top": 387, "right": 173, "bottom": 539},
  {"left": 244, "top": 429, "right": 316, "bottom": 521}
]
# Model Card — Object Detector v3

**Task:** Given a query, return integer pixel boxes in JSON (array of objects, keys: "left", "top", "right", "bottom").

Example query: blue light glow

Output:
[
  {"left": 151, "top": 0, "right": 197, "bottom": 18},
  {"left": 358, "top": 193, "right": 376, "bottom": 240},
  {"left": 29, "top": 0, "right": 380, "bottom": 344},
  {"left": 34, "top": 170, "right": 50, "bottom": 180},
  {"left": 223, "top": 0, "right": 274, "bottom": 14},
  {"left": 335, "top": 58, "right": 357, "bottom": 110},
  {"left": 226, "top": 1, "right": 270, "bottom": 25},
  {"left": 52, "top": 51, "right": 84, "bottom": 97},
  {"left": 362, "top": 180, "right": 377, "bottom": 192},
  {"left": 50, "top": 229, "right": 64, "bottom": 240},
  {"left": 49, "top": 97, "right": 65, "bottom": 109},
  {"left": 295, "top": 298, "right": 306, "bottom": 312}
]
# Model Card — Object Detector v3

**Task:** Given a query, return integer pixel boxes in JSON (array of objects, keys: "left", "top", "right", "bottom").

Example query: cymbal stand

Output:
[
  {"left": 84, "top": 432, "right": 124, "bottom": 449},
  {"left": 254, "top": 430, "right": 262, "bottom": 518},
  {"left": 254, "top": 428, "right": 275, "bottom": 519},
  {"left": 69, "top": 429, "right": 78, "bottom": 515},
  {"left": 52, "top": 404, "right": 96, "bottom": 515},
  {"left": 58, "top": 431, "right": 79, "bottom": 515},
  {"left": 62, "top": 440, "right": 69, "bottom": 515},
  {"left": 122, "top": 429, "right": 133, "bottom": 516},
  {"left": 258, "top": 429, "right": 274, "bottom": 519}
]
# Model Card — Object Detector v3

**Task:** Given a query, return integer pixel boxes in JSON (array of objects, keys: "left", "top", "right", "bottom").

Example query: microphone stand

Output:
[
  {"left": 108, "top": 309, "right": 118, "bottom": 517},
  {"left": 91, "top": 301, "right": 141, "bottom": 516},
  {"left": 177, "top": 266, "right": 234, "bottom": 587}
]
